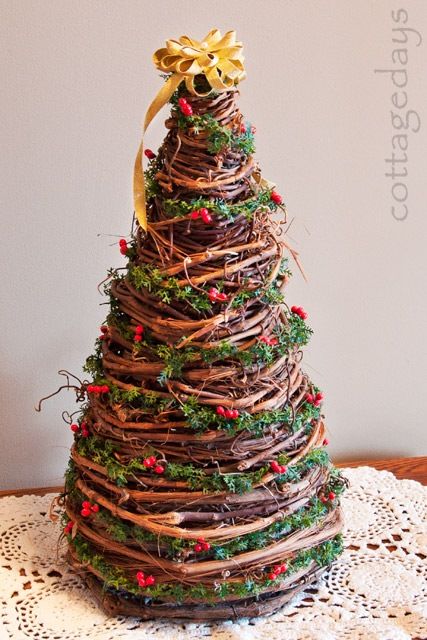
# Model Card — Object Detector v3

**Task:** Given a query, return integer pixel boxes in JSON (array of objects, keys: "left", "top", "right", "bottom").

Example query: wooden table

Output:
[{"left": 1, "top": 457, "right": 426, "bottom": 497}]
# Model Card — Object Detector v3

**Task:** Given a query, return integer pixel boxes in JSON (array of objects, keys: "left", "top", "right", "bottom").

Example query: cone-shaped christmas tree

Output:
[{"left": 60, "top": 30, "right": 347, "bottom": 621}]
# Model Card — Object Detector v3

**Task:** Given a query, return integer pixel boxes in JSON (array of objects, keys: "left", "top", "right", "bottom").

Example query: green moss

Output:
[
  {"left": 162, "top": 187, "right": 277, "bottom": 223},
  {"left": 69, "top": 532, "right": 344, "bottom": 603}
]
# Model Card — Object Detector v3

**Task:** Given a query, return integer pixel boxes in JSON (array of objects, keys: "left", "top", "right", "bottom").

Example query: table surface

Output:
[{"left": 1, "top": 456, "right": 426, "bottom": 497}]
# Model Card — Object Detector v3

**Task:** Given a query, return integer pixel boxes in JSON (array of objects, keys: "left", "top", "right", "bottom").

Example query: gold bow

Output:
[{"left": 133, "top": 29, "right": 245, "bottom": 231}]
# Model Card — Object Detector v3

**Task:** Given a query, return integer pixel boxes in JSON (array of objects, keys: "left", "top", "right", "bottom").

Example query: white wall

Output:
[{"left": 1, "top": 0, "right": 426, "bottom": 490}]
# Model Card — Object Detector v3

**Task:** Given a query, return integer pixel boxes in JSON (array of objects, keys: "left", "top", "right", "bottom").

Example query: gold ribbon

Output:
[{"left": 133, "top": 29, "right": 245, "bottom": 231}]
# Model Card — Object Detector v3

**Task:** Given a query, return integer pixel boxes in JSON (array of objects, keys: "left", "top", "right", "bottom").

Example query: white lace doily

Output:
[{"left": 1, "top": 466, "right": 426, "bottom": 640}]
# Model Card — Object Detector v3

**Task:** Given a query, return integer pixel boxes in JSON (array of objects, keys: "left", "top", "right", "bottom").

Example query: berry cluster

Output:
[
  {"left": 178, "top": 97, "right": 193, "bottom": 116},
  {"left": 268, "top": 563, "right": 287, "bottom": 581},
  {"left": 80, "top": 500, "right": 99, "bottom": 517},
  {"left": 144, "top": 148, "right": 156, "bottom": 160},
  {"left": 319, "top": 491, "right": 336, "bottom": 504},
  {"left": 190, "top": 207, "right": 212, "bottom": 223},
  {"left": 216, "top": 406, "right": 239, "bottom": 419},
  {"left": 99, "top": 325, "right": 109, "bottom": 341},
  {"left": 270, "top": 191, "right": 283, "bottom": 205},
  {"left": 208, "top": 287, "right": 228, "bottom": 303},
  {"left": 270, "top": 460, "right": 287, "bottom": 474},
  {"left": 240, "top": 123, "right": 256, "bottom": 134},
  {"left": 258, "top": 335, "right": 278, "bottom": 346},
  {"left": 70, "top": 421, "right": 89, "bottom": 438},
  {"left": 119, "top": 238, "right": 128, "bottom": 255},
  {"left": 87, "top": 384, "right": 109, "bottom": 395},
  {"left": 64, "top": 520, "right": 74, "bottom": 535},
  {"left": 136, "top": 571, "right": 155, "bottom": 588},
  {"left": 306, "top": 391, "right": 323, "bottom": 407},
  {"left": 143, "top": 455, "right": 164, "bottom": 474},
  {"left": 194, "top": 537, "right": 211, "bottom": 553},
  {"left": 133, "top": 324, "right": 144, "bottom": 343},
  {"left": 291, "top": 305, "right": 308, "bottom": 320}
]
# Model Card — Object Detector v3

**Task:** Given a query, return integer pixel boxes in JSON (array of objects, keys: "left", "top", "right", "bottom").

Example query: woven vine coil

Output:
[{"left": 59, "top": 84, "right": 347, "bottom": 621}]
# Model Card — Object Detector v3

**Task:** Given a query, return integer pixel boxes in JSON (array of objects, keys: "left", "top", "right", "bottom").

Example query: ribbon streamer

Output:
[{"left": 133, "top": 29, "right": 245, "bottom": 231}]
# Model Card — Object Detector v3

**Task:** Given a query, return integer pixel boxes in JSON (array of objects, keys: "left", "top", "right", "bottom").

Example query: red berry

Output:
[
  {"left": 273, "top": 565, "right": 281, "bottom": 575},
  {"left": 199, "top": 208, "right": 212, "bottom": 223},
  {"left": 270, "top": 461, "right": 281, "bottom": 473},
  {"left": 90, "top": 504, "right": 99, "bottom": 513},
  {"left": 81, "top": 507, "right": 91, "bottom": 517},
  {"left": 306, "top": 393, "right": 314, "bottom": 404},
  {"left": 144, "top": 575, "right": 155, "bottom": 586},
  {"left": 82, "top": 501, "right": 91, "bottom": 508},
  {"left": 323, "top": 438, "right": 329, "bottom": 446},
  {"left": 231, "top": 409, "right": 239, "bottom": 419},
  {"left": 70, "top": 424, "right": 79, "bottom": 433},
  {"left": 279, "top": 465, "right": 287, "bottom": 474},
  {"left": 270, "top": 191, "right": 283, "bottom": 205},
  {"left": 135, "top": 325, "right": 144, "bottom": 334},
  {"left": 178, "top": 97, "right": 188, "bottom": 107},
  {"left": 258, "top": 335, "right": 268, "bottom": 344},
  {"left": 240, "top": 123, "right": 246, "bottom": 133},
  {"left": 100, "top": 325, "right": 108, "bottom": 334},
  {"left": 320, "top": 495, "right": 328, "bottom": 504},
  {"left": 280, "top": 564, "right": 287, "bottom": 573},
  {"left": 251, "top": 125, "right": 256, "bottom": 134},
  {"left": 143, "top": 458, "right": 153, "bottom": 468},
  {"left": 119, "top": 238, "right": 127, "bottom": 246},
  {"left": 202, "top": 541, "right": 211, "bottom": 551},
  {"left": 87, "top": 385, "right": 93, "bottom": 393},
  {"left": 148, "top": 455, "right": 157, "bottom": 466},
  {"left": 180, "top": 103, "right": 193, "bottom": 116},
  {"left": 154, "top": 465, "right": 164, "bottom": 475},
  {"left": 268, "top": 572, "right": 277, "bottom": 581},
  {"left": 194, "top": 543, "right": 203, "bottom": 552},
  {"left": 64, "top": 521, "right": 74, "bottom": 534},
  {"left": 216, "top": 406, "right": 225, "bottom": 416},
  {"left": 101, "top": 385, "right": 109, "bottom": 393},
  {"left": 190, "top": 209, "right": 200, "bottom": 220},
  {"left": 224, "top": 409, "right": 233, "bottom": 419},
  {"left": 134, "top": 334, "right": 142, "bottom": 342},
  {"left": 269, "top": 337, "right": 278, "bottom": 346},
  {"left": 216, "top": 292, "right": 228, "bottom": 302},
  {"left": 144, "top": 149, "right": 156, "bottom": 160},
  {"left": 197, "top": 537, "right": 206, "bottom": 544},
  {"left": 136, "top": 571, "right": 145, "bottom": 587},
  {"left": 328, "top": 491, "right": 336, "bottom": 501},
  {"left": 81, "top": 427, "right": 89, "bottom": 438},
  {"left": 120, "top": 245, "right": 128, "bottom": 255}
]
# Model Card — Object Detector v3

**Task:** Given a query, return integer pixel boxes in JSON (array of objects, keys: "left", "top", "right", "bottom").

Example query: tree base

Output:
[{"left": 71, "top": 559, "right": 327, "bottom": 622}]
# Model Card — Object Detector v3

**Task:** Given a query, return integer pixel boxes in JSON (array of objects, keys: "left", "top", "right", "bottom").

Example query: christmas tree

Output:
[{"left": 58, "top": 30, "right": 347, "bottom": 621}]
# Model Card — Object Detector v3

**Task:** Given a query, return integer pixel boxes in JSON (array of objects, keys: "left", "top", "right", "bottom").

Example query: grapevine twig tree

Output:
[{"left": 56, "top": 30, "right": 347, "bottom": 621}]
